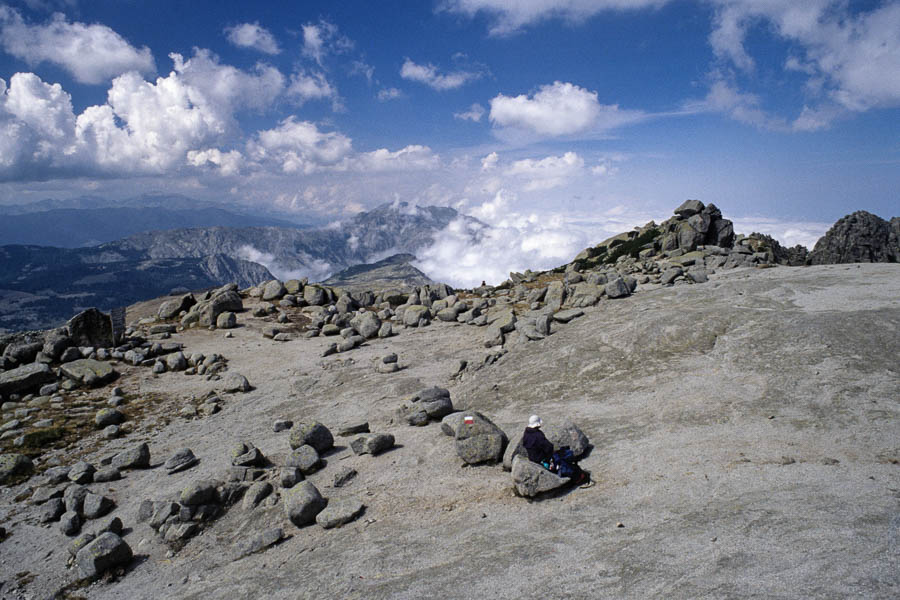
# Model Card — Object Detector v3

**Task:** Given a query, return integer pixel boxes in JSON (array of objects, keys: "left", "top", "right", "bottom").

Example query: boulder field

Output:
[{"left": 0, "top": 257, "right": 898, "bottom": 598}]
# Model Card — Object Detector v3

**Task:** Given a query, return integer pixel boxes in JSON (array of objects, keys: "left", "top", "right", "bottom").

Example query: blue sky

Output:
[{"left": 0, "top": 0, "right": 898, "bottom": 282}]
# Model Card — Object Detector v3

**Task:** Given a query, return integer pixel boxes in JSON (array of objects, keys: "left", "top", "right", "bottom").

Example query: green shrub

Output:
[{"left": 605, "top": 228, "right": 660, "bottom": 264}]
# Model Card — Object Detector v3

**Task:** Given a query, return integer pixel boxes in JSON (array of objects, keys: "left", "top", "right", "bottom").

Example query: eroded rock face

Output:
[
  {"left": 67, "top": 308, "right": 114, "bottom": 348},
  {"left": 808, "top": 210, "right": 899, "bottom": 265}
]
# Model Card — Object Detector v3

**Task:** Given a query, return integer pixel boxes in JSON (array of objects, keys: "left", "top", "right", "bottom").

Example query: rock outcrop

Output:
[{"left": 807, "top": 210, "right": 899, "bottom": 264}]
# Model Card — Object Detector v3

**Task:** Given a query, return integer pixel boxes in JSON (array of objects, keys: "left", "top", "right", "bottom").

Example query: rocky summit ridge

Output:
[{"left": 0, "top": 201, "right": 897, "bottom": 599}]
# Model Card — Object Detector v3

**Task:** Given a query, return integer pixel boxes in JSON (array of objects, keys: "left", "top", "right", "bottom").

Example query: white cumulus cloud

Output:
[
  {"left": 287, "top": 70, "right": 341, "bottom": 110},
  {"left": 400, "top": 58, "right": 482, "bottom": 91},
  {"left": 224, "top": 22, "right": 280, "bottom": 55},
  {"left": 414, "top": 191, "right": 590, "bottom": 287},
  {"left": 248, "top": 117, "right": 353, "bottom": 174},
  {"left": 489, "top": 81, "right": 644, "bottom": 137},
  {"left": 705, "top": 0, "right": 900, "bottom": 129},
  {"left": 301, "top": 20, "right": 352, "bottom": 67},
  {"left": 0, "top": 6, "right": 155, "bottom": 84},
  {"left": 0, "top": 50, "right": 285, "bottom": 180},
  {"left": 505, "top": 151, "right": 585, "bottom": 191},
  {"left": 442, "top": 0, "right": 671, "bottom": 35}
]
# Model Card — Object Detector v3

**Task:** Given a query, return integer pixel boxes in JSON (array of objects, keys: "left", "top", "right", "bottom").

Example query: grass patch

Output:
[{"left": 21, "top": 426, "right": 65, "bottom": 449}]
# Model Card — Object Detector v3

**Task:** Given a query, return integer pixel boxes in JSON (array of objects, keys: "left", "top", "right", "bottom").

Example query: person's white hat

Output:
[{"left": 528, "top": 415, "right": 542, "bottom": 428}]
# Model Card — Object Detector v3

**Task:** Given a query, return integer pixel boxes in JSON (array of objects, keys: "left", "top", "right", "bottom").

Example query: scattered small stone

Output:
[
  {"left": 234, "top": 527, "right": 284, "bottom": 559},
  {"left": 93, "top": 467, "right": 121, "bottom": 483},
  {"left": 68, "top": 461, "right": 96, "bottom": 484},
  {"left": 337, "top": 422, "right": 369, "bottom": 437},
  {"left": 98, "top": 516, "right": 124, "bottom": 536},
  {"left": 39, "top": 497, "right": 65, "bottom": 523},
  {"left": 82, "top": 493, "right": 115, "bottom": 519},
  {"left": 231, "top": 442, "right": 266, "bottom": 467},
  {"left": 60, "top": 511, "right": 82, "bottom": 536},
  {"left": 165, "top": 448, "right": 199, "bottom": 474},
  {"left": 273, "top": 419, "right": 293, "bottom": 433},
  {"left": 333, "top": 467, "right": 357, "bottom": 488},
  {"left": 242, "top": 481, "right": 273, "bottom": 510},
  {"left": 350, "top": 433, "right": 395, "bottom": 456},
  {"left": 103, "top": 424, "right": 120, "bottom": 439},
  {"left": 180, "top": 480, "right": 219, "bottom": 506},
  {"left": 316, "top": 499, "right": 365, "bottom": 529},
  {"left": 95, "top": 408, "right": 124, "bottom": 428},
  {"left": 280, "top": 467, "right": 304, "bottom": 489},
  {"left": 111, "top": 443, "right": 150, "bottom": 470},
  {"left": 223, "top": 373, "right": 251, "bottom": 393}
]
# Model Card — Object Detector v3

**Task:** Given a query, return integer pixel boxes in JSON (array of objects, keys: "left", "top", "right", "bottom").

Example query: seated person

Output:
[{"left": 522, "top": 415, "right": 593, "bottom": 488}]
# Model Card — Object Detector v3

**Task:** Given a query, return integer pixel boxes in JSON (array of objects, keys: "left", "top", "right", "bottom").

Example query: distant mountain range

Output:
[
  {"left": 0, "top": 206, "right": 309, "bottom": 248},
  {"left": 0, "top": 200, "right": 478, "bottom": 332}
]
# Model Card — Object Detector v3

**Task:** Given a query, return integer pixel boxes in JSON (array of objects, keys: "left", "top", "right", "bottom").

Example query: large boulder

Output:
[
  {"left": 289, "top": 422, "right": 334, "bottom": 453},
  {"left": 402, "top": 305, "right": 431, "bottom": 327},
  {"left": 674, "top": 199, "right": 704, "bottom": 217},
  {"left": 283, "top": 481, "right": 327, "bottom": 527},
  {"left": 454, "top": 412, "right": 508, "bottom": 465},
  {"left": 0, "top": 453, "right": 33, "bottom": 483},
  {"left": 67, "top": 308, "right": 113, "bottom": 348},
  {"left": 502, "top": 430, "right": 527, "bottom": 471},
  {"left": 544, "top": 421, "right": 591, "bottom": 458},
  {"left": 183, "top": 290, "right": 243, "bottom": 327},
  {"left": 111, "top": 443, "right": 150, "bottom": 470},
  {"left": 41, "top": 329, "right": 73, "bottom": 361},
  {"left": 511, "top": 455, "right": 569, "bottom": 497},
  {"left": 350, "top": 311, "right": 381, "bottom": 339},
  {"left": 158, "top": 294, "right": 196, "bottom": 320},
  {"left": 404, "top": 387, "right": 454, "bottom": 426},
  {"left": 3, "top": 341, "right": 42, "bottom": 365},
  {"left": 75, "top": 532, "right": 132, "bottom": 579},
  {"left": 59, "top": 359, "right": 118, "bottom": 387},
  {"left": 544, "top": 281, "right": 567, "bottom": 311},
  {"left": 303, "top": 285, "right": 327, "bottom": 306},
  {"left": 262, "top": 280, "right": 287, "bottom": 301},
  {"left": 484, "top": 309, "right": 516, "bottom": 347},
  {"left": 286, "top": 445, "right": 322, "bottom": 474},
  {"left": 0, "top": 363, "right": 56, "bottom": 397}
]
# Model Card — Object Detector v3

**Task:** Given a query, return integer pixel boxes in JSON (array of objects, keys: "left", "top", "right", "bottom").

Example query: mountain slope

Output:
[
  {"left": 322, "top": 253, "right": 433, "bottom": 291},
  {"left": 0, "top": 248, "right": 272, "bottom": 332}
]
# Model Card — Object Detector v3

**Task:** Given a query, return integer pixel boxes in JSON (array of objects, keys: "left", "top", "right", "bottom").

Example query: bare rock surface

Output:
[{"left": 0, "top": 264, "right": 898, "bottom": 599}]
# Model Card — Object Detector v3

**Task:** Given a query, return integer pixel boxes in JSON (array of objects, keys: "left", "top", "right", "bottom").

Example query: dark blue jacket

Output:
[{"left": 523, "top": 427, "right": 554, "bottom": 464}]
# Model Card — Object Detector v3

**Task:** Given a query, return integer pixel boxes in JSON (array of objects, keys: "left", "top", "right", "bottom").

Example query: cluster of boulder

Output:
[
  {"left": 140, "top": 419, "right": 390, "bottom": 556},
  {"left": 24, "top": 442, "right": 151, "bottom": 579},
  {"left": 401, "top": 386, "right": 591, "bottom": 498}
]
